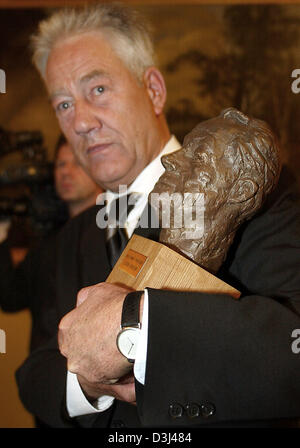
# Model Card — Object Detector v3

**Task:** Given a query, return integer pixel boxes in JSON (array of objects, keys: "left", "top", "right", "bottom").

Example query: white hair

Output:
[{"left": 31, "top": 3, "right": 156, "bottom": 81}]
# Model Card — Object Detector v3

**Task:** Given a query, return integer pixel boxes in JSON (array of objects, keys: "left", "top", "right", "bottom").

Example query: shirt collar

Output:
[{"left": 105, "top": 135, "right": 181, "bottom": 203}]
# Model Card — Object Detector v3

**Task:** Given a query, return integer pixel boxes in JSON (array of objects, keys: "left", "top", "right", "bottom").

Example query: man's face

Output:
[
  {"left": 54, "top": 143, "right": 100, "bottom": 203},
  {"left": 46, "top": 32, "right": 161, "bottom": 191},
  {"left": 154, "top": 127, "right": 235, "bottom": 206},
  {"left": 151, "top": 125, "right": 237, "bottom": 259}
]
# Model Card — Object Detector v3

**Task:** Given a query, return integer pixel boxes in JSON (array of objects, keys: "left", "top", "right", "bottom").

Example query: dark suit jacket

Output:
[
  {"left": 0, "top": 236, "right": 59, "bottom": 352},
  {"left": 16, "top": 167, "right": 300, "bottom": 427}
]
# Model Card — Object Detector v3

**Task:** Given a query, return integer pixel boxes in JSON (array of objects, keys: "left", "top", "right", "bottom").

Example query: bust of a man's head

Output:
[{"left": 150, "top": 108, "right": 281, "bottom": 273}]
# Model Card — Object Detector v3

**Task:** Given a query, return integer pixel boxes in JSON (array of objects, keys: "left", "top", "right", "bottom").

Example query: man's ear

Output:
[
  {"left": 143, "top": 67, "right": 167, "bottom": 115},
  {"left": 228, "top": 178, "right": 259, "bottom": 203}
]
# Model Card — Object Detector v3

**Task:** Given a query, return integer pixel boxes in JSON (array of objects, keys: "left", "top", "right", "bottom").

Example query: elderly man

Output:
[{"left": 17, "top": 4, "right": 300, "bottom": 428}]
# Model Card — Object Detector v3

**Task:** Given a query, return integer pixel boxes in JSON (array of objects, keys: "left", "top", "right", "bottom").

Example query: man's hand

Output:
[
  {"left": 77, "top": 372, "right": 136, "bottom": 405},
  {"left": 58, "top": 282, "right": 141, "bottom": 390}
]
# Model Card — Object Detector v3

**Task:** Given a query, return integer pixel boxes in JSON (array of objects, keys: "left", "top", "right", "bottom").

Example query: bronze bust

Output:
[{"left": 150, "top": 108, "right": 282, "bottom": 273}]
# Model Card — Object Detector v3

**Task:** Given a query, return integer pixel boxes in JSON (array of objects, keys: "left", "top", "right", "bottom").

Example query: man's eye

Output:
[
  {"left": 57, "top": 102, "right": 71, "bottom": 112},
  {"left": 183, "top": 143, "right": 194, "bottom": 157},
  {"left": 93, "top": 86, "right": 105, "bottom": 95}
]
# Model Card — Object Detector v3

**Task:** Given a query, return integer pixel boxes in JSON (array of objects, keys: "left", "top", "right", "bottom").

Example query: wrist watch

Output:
[{"left": 116, "top": 290, "right": 143, "bottom": 363}]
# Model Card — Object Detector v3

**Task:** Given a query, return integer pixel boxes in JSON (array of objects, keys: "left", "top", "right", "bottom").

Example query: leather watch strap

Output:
[{"left": 121, "top": 290, "right": 143, "bottom": 328}]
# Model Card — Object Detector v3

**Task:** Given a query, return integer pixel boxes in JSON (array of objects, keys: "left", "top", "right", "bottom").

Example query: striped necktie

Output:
[{"left": 105, "top": 194, "right": 137, "bottom": 268}]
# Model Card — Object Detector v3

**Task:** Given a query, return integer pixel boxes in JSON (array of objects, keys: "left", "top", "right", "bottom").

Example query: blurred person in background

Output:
[
  {"left": 0, "top": 134, "right": 102, "bottom": 352},
  {"left": 54, "top": 134, "right": 102, "bottom": 220}
]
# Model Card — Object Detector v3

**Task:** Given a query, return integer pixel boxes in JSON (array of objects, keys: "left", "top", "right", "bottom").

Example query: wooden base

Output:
[{"left": 106, "top": 234, "right": 240, "bottom": 299}]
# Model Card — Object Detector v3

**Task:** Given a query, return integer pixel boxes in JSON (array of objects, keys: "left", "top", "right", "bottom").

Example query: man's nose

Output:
[
  {"left": 62, "top": 164, "right": 73, "bottom": 176},
  {"left": 162, "top": 149, "right": 188, "bottom": 172},
  {"left": 162, "top": 152, "right": 179, "bottom": 171},
  {"left": 57, "top": 164, "right": 71, "bottom": 178},
  {"left": 73, "top": 100, "right": 102, "bottom": 136}
]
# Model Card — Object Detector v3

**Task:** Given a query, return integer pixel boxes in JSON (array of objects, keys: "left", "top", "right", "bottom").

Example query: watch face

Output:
[{"left": 117, "top": 327, "right": 141, "bottom": 361}]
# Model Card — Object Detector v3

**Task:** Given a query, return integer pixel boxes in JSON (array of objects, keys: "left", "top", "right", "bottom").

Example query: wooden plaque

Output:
[{"left": 106, "top": 234, "right": 240, "bottom": 299}]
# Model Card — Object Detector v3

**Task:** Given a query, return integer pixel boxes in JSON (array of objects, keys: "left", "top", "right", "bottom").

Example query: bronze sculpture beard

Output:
[{"left": 150, "top": 108, "right": 282, "bottom": 274}]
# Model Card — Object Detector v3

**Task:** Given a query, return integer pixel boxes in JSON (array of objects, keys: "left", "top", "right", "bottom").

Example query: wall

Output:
[{"left": 0, "top": 2, "right": 300, "bottom": 427}]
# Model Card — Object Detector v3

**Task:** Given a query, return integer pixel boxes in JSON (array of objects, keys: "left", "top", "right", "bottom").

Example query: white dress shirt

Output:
[{"left": 67, "top": 135, "right": 181, "bottom": 417}]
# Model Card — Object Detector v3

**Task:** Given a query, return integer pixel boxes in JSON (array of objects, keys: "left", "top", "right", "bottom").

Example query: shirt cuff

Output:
[
  {"left": 66, "top": 371, "right": 115, "bottom": 418},
  {"left": 133, "top": 288, "right": 148, "bottom": 385}
]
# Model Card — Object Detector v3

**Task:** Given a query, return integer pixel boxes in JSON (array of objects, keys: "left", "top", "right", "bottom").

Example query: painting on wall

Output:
[{"left": 0, "top": 3, "right": 300, "bottom": 174}]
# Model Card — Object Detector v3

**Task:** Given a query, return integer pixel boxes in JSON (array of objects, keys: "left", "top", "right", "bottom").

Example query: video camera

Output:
[{"left": 0, "top": 127, "right": 68, "bottom": 239}]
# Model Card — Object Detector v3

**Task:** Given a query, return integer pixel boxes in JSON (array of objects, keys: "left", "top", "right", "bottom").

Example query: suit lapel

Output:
[
  {"left": 55, "top": 206, "right": 111, "bottom": 318},
  {"left": 80, "top": 214, "right": 111, "bottom": 286}
]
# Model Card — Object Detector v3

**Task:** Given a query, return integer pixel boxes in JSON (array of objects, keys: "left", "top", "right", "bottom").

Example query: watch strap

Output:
[{"left": 121, "top": 290, "right": 143, "bottom": 328}]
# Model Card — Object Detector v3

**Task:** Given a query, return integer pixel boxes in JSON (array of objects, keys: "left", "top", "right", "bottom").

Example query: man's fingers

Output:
[
  {"left": 76, "top": 287, "right": 91, "bottom": 307},
  {"left": 76, "top": 282, "right": 109, "bottom": 307},
  {"left": 77, "top": 373, "right": 136, "bottom": 403},
  {"left": 110, "top": 381, "right": 136, "bottom": 403},
  {"left": 58, "top": 308, "right": 77, "bottom": 356},
  {"left": 115, "top": 372, "right": 135, "bottom": 385}
]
